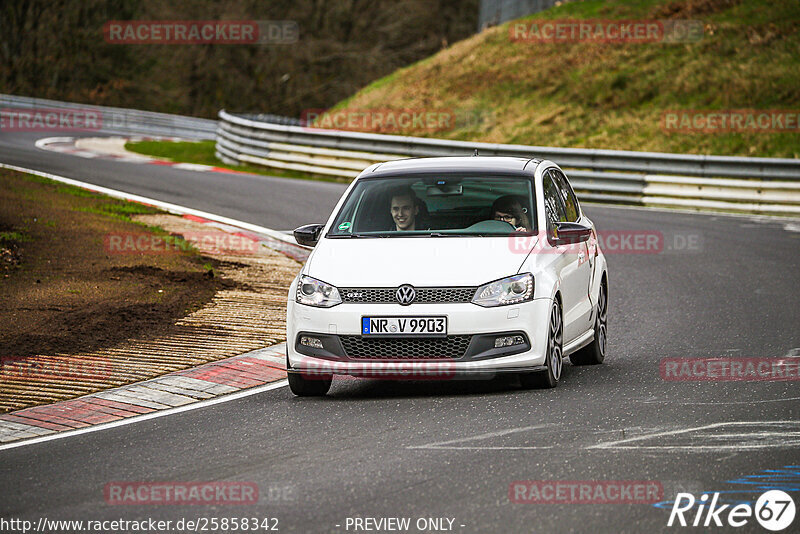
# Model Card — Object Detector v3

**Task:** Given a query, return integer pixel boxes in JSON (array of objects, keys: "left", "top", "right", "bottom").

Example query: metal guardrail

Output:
[
  {"left": 216, "top": 110, "right": 800, "bottom": 216},
  {"left": 479, "top": 0, "right": 560, "bottom": 30},
  {"left": 1, "top": 94, "right": 217, "bottom": 139}
]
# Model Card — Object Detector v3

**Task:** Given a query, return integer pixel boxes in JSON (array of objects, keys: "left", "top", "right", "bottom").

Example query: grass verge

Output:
[
  {"left": 0, "top": 168, "right": 225, "bottom": 360},
  {"left": 125, "top": 140, "right": 349, "bottom": 183}
]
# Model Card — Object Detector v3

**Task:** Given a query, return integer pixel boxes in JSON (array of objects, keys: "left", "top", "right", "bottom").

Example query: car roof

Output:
[{"left": 365, "top": 156, "right": 542, "bottom": 177}]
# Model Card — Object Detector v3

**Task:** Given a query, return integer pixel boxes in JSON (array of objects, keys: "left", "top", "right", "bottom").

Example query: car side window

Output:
[
  {"left": 550, "top": 169, "right": 580, "bottom": 222},
  {"left": 543, "top": 172, "right": 567, "bottom": 229}
]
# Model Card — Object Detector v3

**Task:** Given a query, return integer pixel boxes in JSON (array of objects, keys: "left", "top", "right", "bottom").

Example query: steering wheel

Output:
[{"left": 464, "top": 220, "right": 517, "bottom": 232}]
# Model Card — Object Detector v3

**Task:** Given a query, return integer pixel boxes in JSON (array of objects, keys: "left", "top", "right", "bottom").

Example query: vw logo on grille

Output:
[{"left": 395, "top": 284, "right": 416, "bottom": 305}]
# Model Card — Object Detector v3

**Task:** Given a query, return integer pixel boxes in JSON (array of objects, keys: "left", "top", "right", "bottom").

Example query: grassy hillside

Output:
[{"left": 330, "top": 0, "right": 800, "bottom": 158}]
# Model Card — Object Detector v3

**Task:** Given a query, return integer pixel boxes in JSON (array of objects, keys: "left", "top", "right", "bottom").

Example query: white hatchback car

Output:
[{"left": 286, "top": 156, "right": 607, "bottom": 396}]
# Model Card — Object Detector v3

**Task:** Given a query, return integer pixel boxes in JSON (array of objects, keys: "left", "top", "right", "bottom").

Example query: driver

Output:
[
  {"left": 492, "top": 195, "right": 530, "bottom": 232},
  {"left": 389, "top": 187, "right": 420, "bottom": 231}
]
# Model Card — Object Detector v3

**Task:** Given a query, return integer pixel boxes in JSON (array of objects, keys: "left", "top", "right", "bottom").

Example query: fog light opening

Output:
[
  {"left": 300, "top": 336, "right": 324, "bottom": 349},
  {"left": 494, "top": 335, "right": 525, "bottom": 348}
]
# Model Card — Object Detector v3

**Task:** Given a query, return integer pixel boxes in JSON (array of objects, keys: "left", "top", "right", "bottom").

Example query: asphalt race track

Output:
[
  {"left": 0, "top": 132, "right": 349, "bottom": 231},
  {"left": 1, "top": 130, "right": 799, "bottom": 533}
]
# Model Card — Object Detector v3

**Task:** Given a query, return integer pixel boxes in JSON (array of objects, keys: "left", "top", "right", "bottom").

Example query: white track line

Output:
[
  {"left": 589, "top": 421, "right": 800, "bottom": 451},
  {"left": 0, "top": 380, "right": 288, "bottom": 453},
  {"left": 0, "top": 161, "right": 299, "bottom": 246},
  {"left": 638, "top": 395, "right": 800, "bottom": 405},
  {"left": 34, "top": 136, "right": 74, "bottom": 148},
  {"left": 408, "top": 424, "right": 552, "bottom": 450}
]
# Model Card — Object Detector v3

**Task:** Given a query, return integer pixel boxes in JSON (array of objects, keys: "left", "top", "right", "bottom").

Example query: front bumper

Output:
[{"left": 286, "top": 294, "right": 553, "bottom": 378}]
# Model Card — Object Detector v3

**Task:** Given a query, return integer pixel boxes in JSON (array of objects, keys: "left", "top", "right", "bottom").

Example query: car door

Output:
[
  {"left": 551, "top": 168, "right": 596, "bottom": 294},
  {"left": 543, "top": 169, "right": 593, "bottom": 343}
]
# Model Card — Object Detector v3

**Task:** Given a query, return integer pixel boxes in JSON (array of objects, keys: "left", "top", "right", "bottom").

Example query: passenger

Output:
[
  {"left": 492, "top": 195, "right": 530, "bottom": 232},
  {"left": 389, "top": 186, "right": 420, "bottom": 231}
]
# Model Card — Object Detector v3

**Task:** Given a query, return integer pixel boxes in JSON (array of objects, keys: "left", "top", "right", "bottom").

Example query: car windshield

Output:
[{"left": 328, "top": 174, "right": 536, "bottom": 237}]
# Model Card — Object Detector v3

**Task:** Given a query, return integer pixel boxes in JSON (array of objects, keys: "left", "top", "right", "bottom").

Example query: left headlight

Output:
[
  {"left": 472, "top": 273, "right": 534, "bottom": 307},
  {"left": 296, "top": 275, "right": 342, "bottom": 307}
]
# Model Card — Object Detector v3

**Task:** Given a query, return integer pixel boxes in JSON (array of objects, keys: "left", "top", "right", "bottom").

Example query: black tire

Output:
[
  {"left": 287, "top": 371, "right": 332, "bottom": 396},
  {"left": 570, "top": 280, "right": 607, "bottom": 366},
  {"left": 520, "top": 299, "right": 563, "bottom": 389}
]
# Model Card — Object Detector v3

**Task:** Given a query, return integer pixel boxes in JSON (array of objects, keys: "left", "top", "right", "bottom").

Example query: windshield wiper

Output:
[
  {"left": 331, "top": 232, "right": 508, "bottom": 238},
  {"left": 330, "top": 233, "right": 393, "bottom": 238},
  {"left": 395, "top": 232, "right": 461, "bottom": 237},
  {"left": 428, "top": 232, "right": 491, "bottom": 237}
]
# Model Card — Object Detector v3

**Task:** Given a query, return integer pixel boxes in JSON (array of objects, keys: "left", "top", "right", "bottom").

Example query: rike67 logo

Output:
[{"left": 668, "top": 490, "right": 796, "bottom": 531}]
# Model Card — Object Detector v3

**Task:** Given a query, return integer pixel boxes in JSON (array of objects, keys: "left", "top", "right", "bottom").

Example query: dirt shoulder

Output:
[
  {"left": 0, "top": 169, "right": 300, "bottom": 412},
  {"left": 0, "top": 169, "right": 223, "bottom": 358}
]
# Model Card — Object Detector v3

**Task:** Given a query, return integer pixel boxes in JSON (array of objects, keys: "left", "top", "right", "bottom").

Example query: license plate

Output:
[{"left": 362, "top": 316, "right": 447, "bottom": 337}]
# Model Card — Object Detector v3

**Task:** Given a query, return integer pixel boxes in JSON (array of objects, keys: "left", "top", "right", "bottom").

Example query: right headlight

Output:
[
  {"left": 296, "top": 275, "right": 342, "bottom": 307},
  {"left": 472, "top": 273, "right": 534, "bottom": 307}
]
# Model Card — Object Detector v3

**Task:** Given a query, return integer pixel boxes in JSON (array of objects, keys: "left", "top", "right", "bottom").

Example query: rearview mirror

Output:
[
  {"left": 426, "top": 184, "right": 463, "bottom": 196},
  {"left": 550, "top": 221, "right": 592, "bottom": 246},
  {"left": 293, "top": 224, "right": 325, "bottom": 247}
]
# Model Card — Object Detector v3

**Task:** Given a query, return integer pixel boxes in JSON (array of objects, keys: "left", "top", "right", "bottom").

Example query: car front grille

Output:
[
  {"left": 339, "top": 287, "right": 476, "bottom": 304},
  {"left": 339, "top": 335, "right": 472, "bottom": 360}
]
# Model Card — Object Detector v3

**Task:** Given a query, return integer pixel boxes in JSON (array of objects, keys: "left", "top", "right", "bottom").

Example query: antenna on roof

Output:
[{"left": 473, "top": 149, "right": 479, "bottom": 156}]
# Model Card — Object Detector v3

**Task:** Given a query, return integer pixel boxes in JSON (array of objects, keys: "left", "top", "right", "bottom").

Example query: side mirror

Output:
[
  {"left": 550, "top": 221, "right": 592, "bottom": 246},
  {"left": 293, "top": 223, "right": 325, "bottom": 247}
]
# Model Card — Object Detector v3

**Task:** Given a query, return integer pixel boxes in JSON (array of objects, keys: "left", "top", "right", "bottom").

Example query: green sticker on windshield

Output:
[{"left": 338, "top": 222, "right": 352, "bottom": 230}]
